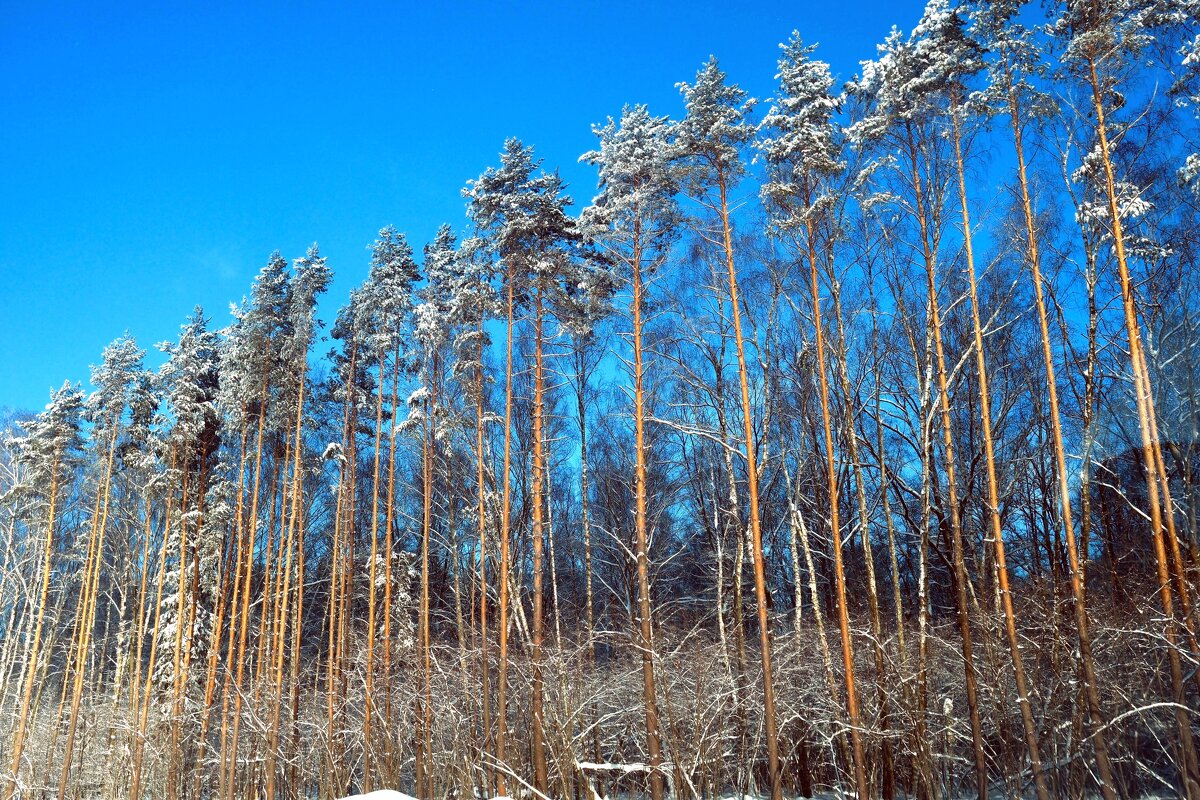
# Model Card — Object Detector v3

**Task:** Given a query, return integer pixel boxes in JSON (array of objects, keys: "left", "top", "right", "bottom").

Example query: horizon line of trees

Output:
[{"left": 3, "top": 0, "right": 1200, "bottom": 798}]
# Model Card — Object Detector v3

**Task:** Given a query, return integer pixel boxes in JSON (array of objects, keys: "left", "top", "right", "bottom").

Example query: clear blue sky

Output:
[{"left": 1, "top": 0, "right": 926, "bottom": 413}]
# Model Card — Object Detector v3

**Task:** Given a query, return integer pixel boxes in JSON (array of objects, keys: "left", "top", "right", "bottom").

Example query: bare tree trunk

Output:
[
  {"left": 57, "top": 420, "right": 121, "bottom": 800},
  {"left": 904, "top": 124, "right": 988, "bottom": 800},
  {"left": 630, "top": 222, "right": 665, "bottom": 800},
  {"left": 193, "top": 483, "right": 241, "bottom": 799},
  {"left": 950, "top": 104, "right": 1050, "bottom": 800},
  {"left": 3, "top": 451, "right": 62, "bottom": 800},
  {"left": 799, "top": 211, "right": 869, "bottom": 800},
  {"left": 495, "top": 274, "right": 518, "bottom": 796},
  {"left": 714, "top": 172, "right": 783, "bottom": 800},
  {"left": 324, "top": 344, "right": 357, "bottom": 799},
  {"left": 1084, "top": 54, "right": 1200, "bottom": 796},
  {"left": 417, "top": 370, "right": 436, "bottom": 800},
  {"left": 363, "top": 354, "right": 387, "bottom": 787},
  {"left": 265, "top": 367, "right": 307, "bottom": 800},
  {"left": 224, "top": 376, "right": 272, "bottom": 800},
  {"left": 383, "top": 339, "right": 402, "bottom": 785},
  {"left": 1004, "top": 70, "right": 1126, "bottom": 799},
  {"left": 531, "top": 286, "right": 549, "bottom": 797}
]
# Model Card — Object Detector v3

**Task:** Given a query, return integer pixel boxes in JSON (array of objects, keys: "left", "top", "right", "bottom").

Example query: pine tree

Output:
[
  {"left": 58, "top": 335, "right": 146, "bottom": 800},
  {"left": 217, "top": 251, "right": 293, "bottom": 800},
  {"left": 676, "top": 57, "right": 787, "bottom": 800},
  {"left": 465, "top": 139, "right": 578, "bottom": 796},
  {"left": 153, "top": 307, "right": 222, "bottom": 799},
  {"left": 358, "top": 226, "right": 420, "bottom": 788},
  {"left": 3, "top": 383, "right": 84, "bottom": 800},
  {"left": 452, "top": 232, "right": 498, "bottom": 789},
  {"left": 1057, "top": 0, "right": 1200, "bottom": 792},
  {"left": 580, "top": 103, "right": 677, "bottom": 800},
  {"left": 758, "top": 35, "right": 883, "bottom": 800},
  {"left": 264, "top": 243, "right": 330, "bottom": 800}
]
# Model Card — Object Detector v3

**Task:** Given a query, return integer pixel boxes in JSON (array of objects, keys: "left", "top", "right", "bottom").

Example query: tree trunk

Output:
[
  {"left": 715, "top": 172, "right": 783, "bottom": 800},
  {"left": 631, "top": 224, "right": 666, "bottom": 800},
  {"left": 952, "top": 102, "right": 1050, "bottom": 800}
]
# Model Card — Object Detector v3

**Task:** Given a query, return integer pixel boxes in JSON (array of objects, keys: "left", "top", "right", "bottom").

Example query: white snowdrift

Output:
[{"left": 340, "top": 792, "right": 419, "bottom": 800}]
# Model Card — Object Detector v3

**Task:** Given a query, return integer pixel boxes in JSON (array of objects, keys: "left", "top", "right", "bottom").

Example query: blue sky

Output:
[{"left": 1, "top": 0, "right": 927, "bottom": 413}]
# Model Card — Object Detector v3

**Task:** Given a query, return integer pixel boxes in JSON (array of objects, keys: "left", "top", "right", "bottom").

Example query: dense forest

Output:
[{"left": 3, "top": 0, "right": 1200, "bottom": 798}]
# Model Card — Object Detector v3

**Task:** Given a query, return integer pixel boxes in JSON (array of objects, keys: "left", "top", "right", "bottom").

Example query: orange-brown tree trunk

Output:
[
  {"left": 800, "top": 211, "right": 869, "bottom": 800},
  {"left": 3, "top": 451, "right": 63, "bottom": 800},
  {"left": 630, "top": 223, "right": 665, "bottom": 800},
  {"left": 716, "top": 172, "right": 783, "bottom": 800},
  {"left": 951, "top": 104, "right": 1050, "bottom": 800}
]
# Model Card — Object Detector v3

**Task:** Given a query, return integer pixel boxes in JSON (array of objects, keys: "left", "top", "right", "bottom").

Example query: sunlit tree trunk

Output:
[
  {"left": 363, "top": 353, "right": 387, "bottom": 787},
  {"left": 265, "top": 365, "right": 307, "bottom": 800},
  {"left": 417, "top": 367, "right": 437, "bottom": 800},
  {"left": 902, "top": 122, "right": 988, "bottom": 800},
  {"left": 132, "top": 483, "right": 177, "bottom": 800},
  {"left": 383, "top": 339, "right": 402, "bottom": 785},
  {"left": 223, "top": 378, "right": 270, "bottom": 800},
  {"left": 57, "top": 419, "right": 121, "bottom": 800},
  {"left": 530, "top": 285, "right": 549, "bottom": 796},
  {"left": 3, "top": 449, "right": 63, "bottom": 800},
  {"left": 797, "top": 209, "right": 869, "bottom": 800},
  {"left": 495, "top": 274, "right": 516, "bottom": 797},
  {"left": 630, "top": 220, "right": 665, "bottom": 800},
  {"left": 950, "top": 103, "right": 1050, "bottom": 800},
  {"left": 714, "top": 171, "right": 783, "bottom": 800},
  {"left": 1083, "top": 53, "right": 1200, "bottom": 795},
  {"left": 192, "top": 491, "right": 238, "bottom": 799},
  {"left": 1001, "top": 66, "right": 1123, "bottom": 799}
]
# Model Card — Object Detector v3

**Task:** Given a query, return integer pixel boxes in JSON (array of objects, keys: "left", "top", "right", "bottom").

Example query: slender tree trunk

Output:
[
  {"left": 916, "top": 368, "right": 936, "bottom": 800},
  {"left": 496, "top": 275, "right": 516, "bottom": 797},
  {"left": 224, "top": 380, "right": 271, "bottom": 800},
  {"left": 214, "top": 430, "right": 250, "bottom": 800},
  {"left": 801, "top": 205, "right": 878, "bottom": 800},
  {"left": 1004, "top": 71, "right": 1125, "bottom": 799},
  {"left": 418, "top": 367, "right": 437, "bottom": 800},
  {"left": 714, "top": 172, "right": 783, "bottom": 800},
  {"left": 799, "top": 211, "right": 869, "bottom": 800},
  {"left": 713, "top": 358, "right": 752, "bottom": 794},
  {"left": 1084, "top": 55, "right": 1200, "bottom": 796},
  {"left": 3, "top": 452, "right": 62, "bottom": 800},
  {"left": 476, "top": 320, "right": 493, "bottom": 789},
  {"left": 904, "top": 124, "right": 988, "bottom": 800},
  {"left": 192, "top": 482, "right": 240, "bottom": 799},
  {"left": 324, "top": 432, "right": 347, "bottom": 794},
  {"left": 288, "top": 448, "right": 307, "bottom": 797},
  {"left": 630, "top": 224, "right": 666, "bottom": 800},
  {"left": 127, "top": 484, "right": 158, "bottom": 795},
  {"left": 57, "top": 419, "right": 121, "bottom": 800},
  {"left": 427, "top": 363, "right": 440, "bottom": 798},
  {"left": 951, "top": 104, "right": 1050, "bottom": 800},
  {"left": 130, "top": 446, "right": 181, "bottom": 800},
  {"left": 573, "top": 332, "right": 599, "bottom": 768},
  {"left": 166, "top": 463, "right": 193, "bottom": 800},
  {"left": 363, "top": 354, "right": 387, "bottom": 787},
  {"left": 383, "top": 339, "right": 402, "bottom": 785},
  {"left": 531, "top": 286, "right": 549, "bottom": 797},
  {"left": 782, "top": 450, "right": 843, "bottom": 779},
  {"left": 265, "top": 367, "right": 307, "bottom": 800}
]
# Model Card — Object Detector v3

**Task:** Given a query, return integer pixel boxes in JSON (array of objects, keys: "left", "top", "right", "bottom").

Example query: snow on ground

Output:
[{"left": 340, "top": 792, "right": 419, "bottom": 800}]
